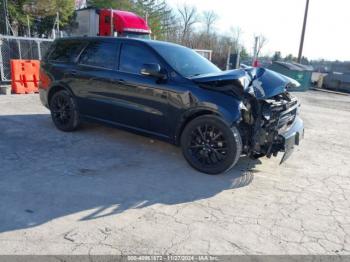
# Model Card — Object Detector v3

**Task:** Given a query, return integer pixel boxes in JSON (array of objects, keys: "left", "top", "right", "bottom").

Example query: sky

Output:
[{"left": 166, "top": 0, "right": 350, "bottom": 61}]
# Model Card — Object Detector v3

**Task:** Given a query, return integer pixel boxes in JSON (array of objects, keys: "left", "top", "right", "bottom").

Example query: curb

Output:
[{"left": 0, "top": 85, "right": 11, "bottom": 95}]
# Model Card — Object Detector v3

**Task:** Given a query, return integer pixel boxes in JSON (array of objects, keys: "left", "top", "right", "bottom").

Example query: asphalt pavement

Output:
[{"left": 0, "top": 90, "right": 349, "bottom": 254}]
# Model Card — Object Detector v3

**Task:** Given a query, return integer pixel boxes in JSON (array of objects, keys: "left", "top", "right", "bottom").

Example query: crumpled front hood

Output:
[{"left": 191, "top": 67, "right": 300, "bottom": 99}]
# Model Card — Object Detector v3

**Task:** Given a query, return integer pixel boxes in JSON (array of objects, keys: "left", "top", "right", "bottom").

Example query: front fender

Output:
[
  {"left": 194, "top": 100, "right": 242, "bottom": 126},
  {"left": 174, "top": 99, "right": 242, "bottom": 144}
]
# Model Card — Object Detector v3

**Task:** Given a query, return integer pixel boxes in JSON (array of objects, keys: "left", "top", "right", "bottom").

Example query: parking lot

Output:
[{"left": 0, "top": 90, "right": 349, "bottom": 255}]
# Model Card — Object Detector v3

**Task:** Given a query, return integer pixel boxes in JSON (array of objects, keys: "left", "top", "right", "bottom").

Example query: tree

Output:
[
  {"left": 23, "top": 0, "right": 57, "bottom": 16},
  {"left": 6, "top": 0, "right": 75, "bottom": 36},
  {"left": 35, "top": 0, "right": 75, "bottom": 36},
  {"left": 256, "top": 34, "right": 267, "bottom": 57},
  {"left": 301, "top": 56, "right": 309, "bottom": 64},
  {"left": 133, "top": 0, "right": 174, "bottom": 40},
  {"left": 198, "top": 10, "right": 218, "bottom": 49},
  {"left": 160, "top": 6, "right": 180, "bottom": 41},
  {"left": 202, "top": 10, "right": 218, "bottom": 35},
  {"left": 177, "top": 4, "right": 198, "bottom": 45},
  {"left": 229, "top": 26, "right": 242, "bottom": 53},
  {"left": 87, "top": 0, "right": 133, "bottom": 9},
  {"left": 284, "top": 54, "right": 297, "bottom": 62},
  {"left": 272, "top": 51, "right": 282, "bottom": 61},
  {"left": 7, "top": 0, "right": 31, "bottom": 35},
  {"left": 240, "top": 46, "right": 249, "bottom": 61}
]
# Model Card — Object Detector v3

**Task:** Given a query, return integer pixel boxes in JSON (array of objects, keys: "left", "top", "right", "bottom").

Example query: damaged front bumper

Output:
[
  {"left": 241, "top": 91, "right": 304, "bottom": 163},
  {"left": 279, "top": 116, "right": 304, "bottom": 164}
]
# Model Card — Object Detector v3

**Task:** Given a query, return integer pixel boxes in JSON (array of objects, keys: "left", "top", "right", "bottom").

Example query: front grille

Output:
[
  {"left": 277, "top": 107, "right": 297, "bottom": 132},
  {"left": 262, "top": 92, "right": 298, "bottom": 133}
]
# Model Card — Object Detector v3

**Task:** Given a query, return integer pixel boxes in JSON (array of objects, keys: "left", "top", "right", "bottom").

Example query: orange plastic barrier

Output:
[{"left": 11, "top": 60, "right": 40, "bottom": 94}]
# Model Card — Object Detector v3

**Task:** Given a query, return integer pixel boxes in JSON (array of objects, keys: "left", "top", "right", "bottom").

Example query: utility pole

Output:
[
  {"left": 252, "top": 36, "right": 259, "bottom": 67},
  {"left": 226, "top": 45, "right": 231, "bottom": 70},
  {"left": 297, "top": 0, "right": 310, "bottom": 63},
  {"left": 27, "top": 15, "right": 31, "bottom": 37},
  {"left": 236, "top": 46, "right": 241, "bottom": 69}
]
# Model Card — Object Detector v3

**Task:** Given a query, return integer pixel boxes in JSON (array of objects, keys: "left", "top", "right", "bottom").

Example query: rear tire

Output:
[
  {"left": 49, "top": 90, "right": 80, "bottom": 132},
  {"left": 180, "top": 115, "right": 242, "bottom": 175}
]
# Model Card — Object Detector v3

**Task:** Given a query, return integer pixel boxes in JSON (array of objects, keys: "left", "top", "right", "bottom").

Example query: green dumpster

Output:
[{"left": 268, "top": 61, "right": 313, "bottom": 91}]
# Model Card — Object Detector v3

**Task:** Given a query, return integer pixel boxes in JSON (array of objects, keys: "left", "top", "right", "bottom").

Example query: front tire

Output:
[
  {"left": 49, "top": 90, "right": 80, "bottom": 132},
  {"left": 180, "top": 115, "right": 242, "bottom": 175}
]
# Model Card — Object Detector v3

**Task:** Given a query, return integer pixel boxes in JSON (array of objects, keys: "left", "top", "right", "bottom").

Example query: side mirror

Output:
[{"left": 140, "top": 63, "right": 166, "bottom": 79}]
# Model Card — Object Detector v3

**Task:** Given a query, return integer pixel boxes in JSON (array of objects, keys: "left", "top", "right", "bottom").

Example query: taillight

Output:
[{"left": 39, "top": 68, "right": 51, "bottom": 90}]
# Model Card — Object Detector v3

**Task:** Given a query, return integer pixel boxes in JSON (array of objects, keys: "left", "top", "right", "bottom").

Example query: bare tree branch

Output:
[
  {"left": 177, "top": 4, "right": 198, "bottom": 44},
  {"left": 229, "top": 26, "right": 243, "bottom": 52},
  {"left": 202, "top": 10, "right": 218, "bottom": 35},
  {"left": 256, "top": 35, "right": 268, "bottom": 56}
]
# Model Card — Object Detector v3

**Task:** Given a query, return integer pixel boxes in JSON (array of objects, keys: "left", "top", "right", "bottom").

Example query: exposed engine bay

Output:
[{"left": 240, "top": 91, "right": 300, "bottom": 161}]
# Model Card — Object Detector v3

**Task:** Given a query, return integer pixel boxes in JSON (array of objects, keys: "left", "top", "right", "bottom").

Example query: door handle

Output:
[{"left": 69, "top": 70, "right": 78, "bottom": 76}]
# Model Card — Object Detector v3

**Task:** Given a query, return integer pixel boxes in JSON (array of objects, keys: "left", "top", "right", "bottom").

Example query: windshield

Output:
[
  {"left": 122, "top": 32, "right": 151, "bottom": 39},
  {"left": 152, "top": 44, "right": 221, "bottom": 77}
]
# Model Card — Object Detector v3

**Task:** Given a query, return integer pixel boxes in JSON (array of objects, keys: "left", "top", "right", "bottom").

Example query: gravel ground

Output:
[{"left": 0, "top": 90, "right": 349, "bottom": 255}]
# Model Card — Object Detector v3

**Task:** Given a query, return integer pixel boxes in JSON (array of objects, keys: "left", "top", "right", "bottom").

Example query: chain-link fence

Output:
[{"left": 0, "top": 35, "right": 54, "bottom": 82}]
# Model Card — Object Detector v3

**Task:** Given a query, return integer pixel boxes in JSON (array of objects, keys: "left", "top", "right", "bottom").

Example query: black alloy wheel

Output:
[
  {"left": 181, "top": 115, "right": 242, "bottom": 175},
  {"left": 50, "top": 90, "right": 80, "bottom": 132}
]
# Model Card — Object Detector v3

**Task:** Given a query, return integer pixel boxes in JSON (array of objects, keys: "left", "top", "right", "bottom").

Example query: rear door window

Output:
[
  {"left": 49, "top": 40, "right": 84, "bottom": 63},
  {"left": 79, "top": 41, "right": 118, "bottom": 70},
  {"left": 119, "top": 43, "right": 159, "bottom": 74}
]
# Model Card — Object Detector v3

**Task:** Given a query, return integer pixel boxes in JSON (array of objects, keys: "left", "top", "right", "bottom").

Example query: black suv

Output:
[{"left": 39, "top": 37, "right": 304, "bottom": 174}]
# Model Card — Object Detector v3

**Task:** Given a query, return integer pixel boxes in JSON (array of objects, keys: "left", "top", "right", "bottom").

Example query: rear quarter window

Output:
[{"left": 48, "top": 40, "right": 85, "bottom": 63}]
